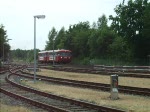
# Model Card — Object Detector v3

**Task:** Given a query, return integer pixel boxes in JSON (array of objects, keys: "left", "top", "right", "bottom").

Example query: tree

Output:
[
  {"left": 65, "top": 22, "right": 91, "bottom": 57},
  {"left": 88, "top": 29, "right": 99, "bottom": 57},
  {"left": 97, "top": 14, "right": 108, "bottom": 30},
  {"left": 0, "top": 25, "right": 10, "bottom": 61},
  {"left": 109, "top": 0, "right": 149, "bottom": 59},
  {"left": 141, "top": 2, "right": 150, "bottom": 58},
  {"left": 88, "top": 15, "right": 116, "bottom": 58},
  {"left": 109, "top": 36, "right": 132, "bottom": 60},
  {"left": 55, "top": 27, "right": 66, "bottom": 49},
  {"left": 45, "top": 27, "right": 57, "bottom": 50},
  {"left": 11, "top": 49, "right": 40, "bottom": 62}
]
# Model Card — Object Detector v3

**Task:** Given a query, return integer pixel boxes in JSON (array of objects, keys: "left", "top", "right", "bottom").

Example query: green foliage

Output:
[
  {"left": 0, "top": 25, "right": 10, "bottom": 61},
  {"left": 11, "top": 49, "right": 40, "bottom": 62},
  {"left": 109, "top": 36, "right": 132, "bottom": 60},
  {"left": 0, "top": 1, "right": 149, "bottom": 66},
  {"left": 109, "top": 0, "right": 150, "bottom": 59},
  {"left": 44, "top": 0, "right": 150, "bottom": 66},
  {"left": 66, "top": 21, "right": 91, "bottom": 57},
  {"left": 81, "top": 57, "right": 91, "bottom": 65},
  {"left": 71, "top": 57, "right": 91, "bottom": 65},
  {"left": 55, "top": 27, "right": 66, "bottom": 49},
  {"left": 97, "top": 14, "right": 108, "bottom": 30},
  {"left": 140, "top": 2, "right": 150, "bottom": 58},
  {"left": 0, "top": 60, "right": 1, "bottom": 67},
  {"left": 90, "top": 58, "right": 136, "bottom": 66},
  {"left": 97, "top": 28, "right": 116, "bottom": 58},
  {"left": 88, "top": 15, "right": 116, "bottom": 58},
  {"left": 88, "top": 29, "right": 99, "bottom": 57},
  {"left": 45, "top": 27, "right": 57, "bottom": 50}
]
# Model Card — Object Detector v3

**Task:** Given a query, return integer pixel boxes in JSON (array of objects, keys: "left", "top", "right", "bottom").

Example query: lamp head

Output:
[{"left": 34, "top": 15, "right": 45, "bottom": 19}]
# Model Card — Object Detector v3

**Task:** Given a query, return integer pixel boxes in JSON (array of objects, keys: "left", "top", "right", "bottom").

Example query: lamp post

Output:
[
  {"left": 3, "top": 39, "right": 12, "bottom": 62},
  {"left": 34, "top": 15, "right": 45, "bottom": 83},
  {"left": 148, "top": 55, "right": 150, "bottom": 67},
  {"left": 53, "top": 38, "right": 55, "bottom": 66},
  {"left": 52, "top": 35, "right": 57, "bottom": 66}
]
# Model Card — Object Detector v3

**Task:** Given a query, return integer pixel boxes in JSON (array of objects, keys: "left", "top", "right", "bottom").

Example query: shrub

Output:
[{"left": 0, "top": 60, "right": 2, "bottom": 67}]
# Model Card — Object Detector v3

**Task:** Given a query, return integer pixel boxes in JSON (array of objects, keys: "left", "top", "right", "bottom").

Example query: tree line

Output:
[
  {"left": 45, "top": 0, "right": 150, "bottom": 65},
  {"left": 0, "top": 25, "right": 37, "bottom": 64},
  {"left": 1, "top": 0, "right": 150, "bottom": 66},
  {"left": 10, "top": 49, "right": 40, "bottom": 63},
  {"left": 0, "top": 25, "right": 10, "bottom": 62}
]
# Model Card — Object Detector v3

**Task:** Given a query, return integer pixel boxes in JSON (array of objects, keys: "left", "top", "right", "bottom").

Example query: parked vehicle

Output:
[{"left": 38, "top": 49, "right": 72, "bottom": 64}]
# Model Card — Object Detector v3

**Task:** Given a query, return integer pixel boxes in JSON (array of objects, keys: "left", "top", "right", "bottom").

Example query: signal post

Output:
[{"left": 110, "top": 74, "right": 119, "bottom": 100}]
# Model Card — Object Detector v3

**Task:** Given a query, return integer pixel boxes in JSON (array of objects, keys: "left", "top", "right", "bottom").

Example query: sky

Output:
[{"left": 0, "top": 0, "right": 125, "bottom": 50}]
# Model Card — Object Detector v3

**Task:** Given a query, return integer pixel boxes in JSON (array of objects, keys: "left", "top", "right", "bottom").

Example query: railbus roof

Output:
[{"left": 38, "top": 49, "right": 71, "bottom": 54}]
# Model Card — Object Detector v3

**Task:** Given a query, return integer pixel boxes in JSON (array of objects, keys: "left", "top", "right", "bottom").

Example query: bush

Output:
[
  {"left": 71, "top": 57, "right": 91, "bottom": 65},
  {"left": 72, "top": 57, "right": 148, "bottom": 66},
  {"left": 90, "top": 58, "right": 137, "bottom": 66},
  {"left": 0, "top": 60, "right": 2, "bottom": 67},
  {"left": 81, "top": 57, "right": 91, "bottom": 65}
]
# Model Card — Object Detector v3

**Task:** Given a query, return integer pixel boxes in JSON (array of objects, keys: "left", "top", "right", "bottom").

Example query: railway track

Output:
[
  {"left": 0, "top": 67, "right": 9, "bottom": 74},
  {"left": 38, "top": 64, "right": 150, "bottom": 78},
  {"left": 20, "top": 71, "right": 150, "bottom": 96},
  {"left": 0, "top": 66, "right": 126, "bottom": 112}
]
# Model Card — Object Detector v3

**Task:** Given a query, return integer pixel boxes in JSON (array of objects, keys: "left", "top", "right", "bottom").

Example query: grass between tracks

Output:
[
  {"left": 0, "top": 93, "right": 32, "bottom": 112},
  {"left": 23, "top": 69, "right": 150, "bottom": 112},
  {"left": 23, "top": 80, "right": 150, "bottom": 112},
  {"left": 33, "top": 69, "right": 150, "bottom": 88},
  {"left": 0, "top": 104, "right": 31, "bottom": 112}
]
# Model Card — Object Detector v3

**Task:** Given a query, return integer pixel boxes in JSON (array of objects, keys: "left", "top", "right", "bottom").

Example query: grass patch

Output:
[
  {"left": 34, "top": 69, "right": 150, "bottom": 88},
  {"left": 23, "top": 81, "right": 150, "bottom": 112},
  {"left": 0, "top": 104, "right": 31, "bottom": 112}
]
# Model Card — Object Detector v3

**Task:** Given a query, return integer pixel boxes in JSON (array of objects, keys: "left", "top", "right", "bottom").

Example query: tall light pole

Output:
[
  {"left": 53, "top": 38, "right": 55, "bottom": 66},
  {"left": 34, "top": 15, "right": 45, "bottom": 83},
  {"left": 3, "top": 39, "right": 12, "bottom": 62},
  {"left": 148, "top": 55, "right": 150, "bottom": 67},
  {"left": 53, "top": 35, "right": 57, "bottom": 66}
]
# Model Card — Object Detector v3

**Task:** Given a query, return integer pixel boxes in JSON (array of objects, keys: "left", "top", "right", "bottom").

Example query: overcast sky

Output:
[{"left": 0, "top": 0, "right": 125, "bottom": 50}]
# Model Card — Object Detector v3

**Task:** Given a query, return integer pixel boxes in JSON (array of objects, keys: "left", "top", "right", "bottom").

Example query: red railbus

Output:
[{"left": 38, "top": 49, "right": 72, "bottom": 64}]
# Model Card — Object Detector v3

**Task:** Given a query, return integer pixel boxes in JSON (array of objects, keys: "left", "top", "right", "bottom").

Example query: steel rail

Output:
[
  {"left": 20, "top": 71, "right": 150, "bottom": 96},
  {"left": 38, "top": 66, "right": 150, "bottom": 78},
  {"left": 0, "top": 68, "right": 9, "bottom": 74},
  {"left": 6, "top": 74, "right": 125, "bottom": 112},
  {"left": 1, "top": 70, "right": 126, "bottom": 112},
  {"left": 1, "top": 66, "right": 69, "bottom": 112},
  {"left": 0, "top": 88, "right": 69, "bottom": 112}
]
